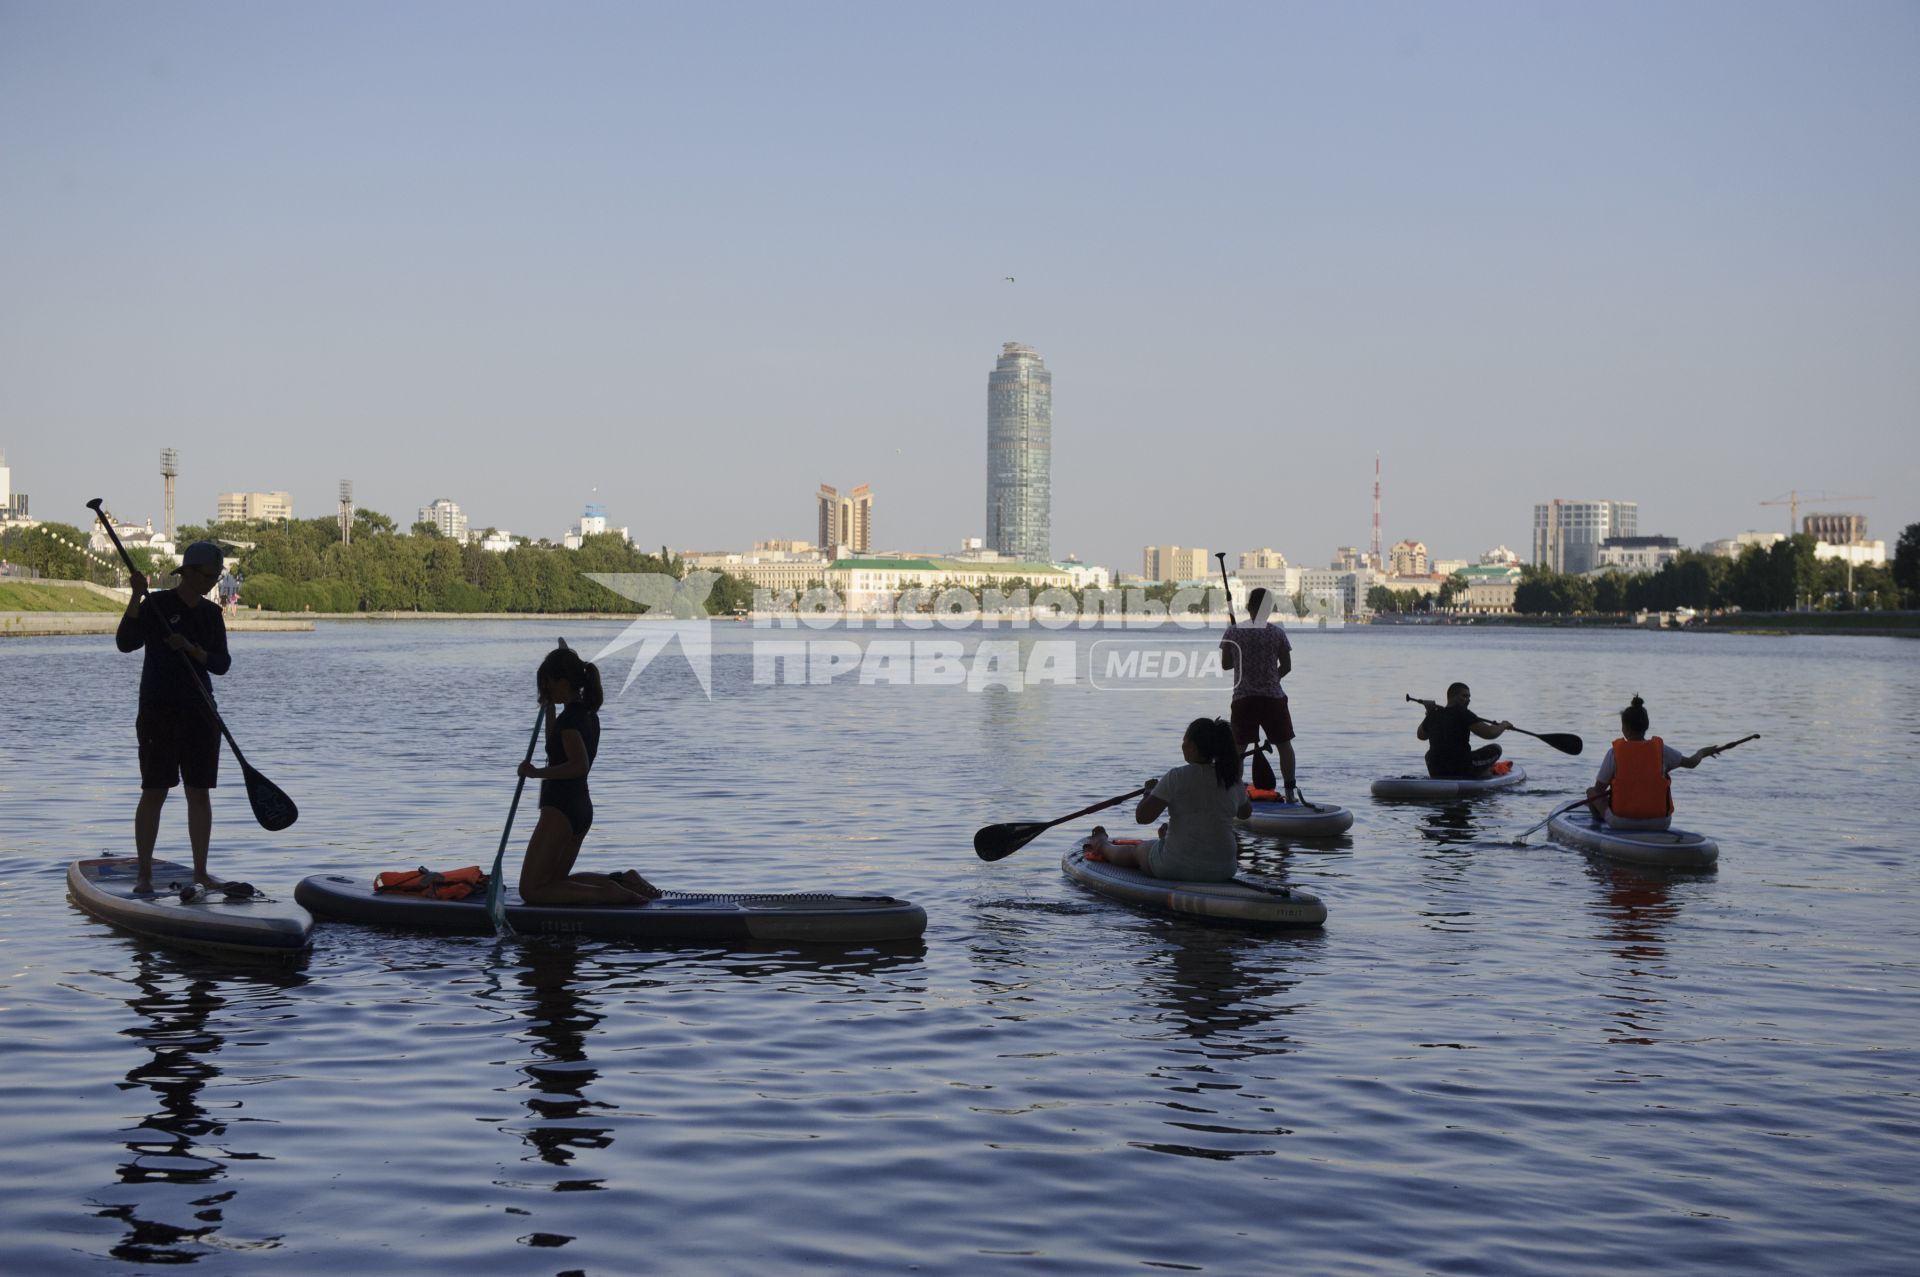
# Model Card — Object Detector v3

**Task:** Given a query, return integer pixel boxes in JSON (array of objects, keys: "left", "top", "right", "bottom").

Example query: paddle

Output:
[
  {"left": 484, "top": 703, "right": 545, "bottom": 938},
  {"left": 1512, "top": 789, "right": 1606, "bottom": 845},
  {"left": 1403, "top": 693, "right": 1583, "bottom": 756},
  {"left": 1215, "top": 552, "right": 1237, "bottom": 625},
  {"left": 975, "top": 746, "right": 1262, "bottom": 862},
  {"left": 88, "top": 499, "right": 298, "bottom": 831},
  {"left": 1509, "top": 735, "right": 1758, "bottom": 845}
]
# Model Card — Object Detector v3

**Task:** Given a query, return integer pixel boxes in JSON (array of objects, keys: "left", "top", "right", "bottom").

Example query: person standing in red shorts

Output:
[
  {"left": 115, "top": 541, "right": 231, "bottom": 894},
  {"left": 1219, "top": 587, "right": 1297, "bottom": 800}
]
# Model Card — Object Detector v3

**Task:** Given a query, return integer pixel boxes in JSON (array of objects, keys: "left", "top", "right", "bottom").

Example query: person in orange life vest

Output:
[
  {"left": 1586, "top": 694, "right": 1723, "bottom": 831},
  {"left": 1220, "top": 587, "right": 1298, "bottom": 800}
]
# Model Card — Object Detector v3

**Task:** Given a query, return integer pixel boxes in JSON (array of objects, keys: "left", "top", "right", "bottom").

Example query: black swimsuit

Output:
[{"left": 539, "top": 704, "right": 600, "bottom": 836}]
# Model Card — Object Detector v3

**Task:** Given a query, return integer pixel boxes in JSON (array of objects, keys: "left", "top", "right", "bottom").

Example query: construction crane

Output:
[{"left": 1760, "top": 490, "right": 1873, "bottom": 536}]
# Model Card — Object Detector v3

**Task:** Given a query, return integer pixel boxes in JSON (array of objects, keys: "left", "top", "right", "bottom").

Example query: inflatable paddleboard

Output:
[
  {"left": 295, "top": 874, "right": 927, "bottom": 944},
  {"left": 1371, "top": 764, "right": 1527, "bottom": 800},
  {"left": 1062, "top": 838, "right": 1326, "bottom": 928},
  {"left": 68, "top": 856, "right": 313, "bottom": 957},
  {"left": 1547, "top": 808, "right": 1719, "bottom": 870},
  {"left": 1237, "top": 798, "right": 1354, "bottom": 837}
]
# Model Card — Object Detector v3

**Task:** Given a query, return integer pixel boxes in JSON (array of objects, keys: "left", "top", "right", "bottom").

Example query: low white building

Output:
[
  {"left": 826, "top": 556, "right": 1074, "bottom": 612},
  {"left": 1453, "top": 563, "right": 1523, "bottom": 613},
  {"left": 1703, "top": 531, "right": 1786, "bottom": 557},
  {"left": 1593, "top": 535, "right": 1682, "bottom": 574},
  {"left": 1814, "top": 540, "right": 1886, "bottom": 567},
  {"left": 562, "top": 506, "right": 630, "bottom": 550},
  {"left": 89, "top": 517, "right": 178, "bottom": 567},
  {"left": 1237, "top": 565, "right": 1302, "bottom": 599},
  {"left": 478, "top": 529, "right": 521, "bottom": 553}
]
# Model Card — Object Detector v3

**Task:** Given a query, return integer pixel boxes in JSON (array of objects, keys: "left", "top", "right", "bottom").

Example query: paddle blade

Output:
[
  {"left": 241, "top": 762, "right": 299, "bottom": 831},
  {"left": 1535, "top": 732, "right": 1583, "bottom": 755},
  {"left": 974, "top": 821, "right": 1047, "bottom": 862},
  {"left": 485, "top": 874, "right": 515, "bottom": 938}
]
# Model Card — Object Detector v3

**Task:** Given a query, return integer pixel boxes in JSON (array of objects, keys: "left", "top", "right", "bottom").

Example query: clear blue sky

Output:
[{"left": 3, "top": 1, "right": 1915, "bottom": 568}]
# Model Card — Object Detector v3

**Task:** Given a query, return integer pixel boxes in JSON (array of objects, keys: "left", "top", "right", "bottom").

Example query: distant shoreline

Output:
[{"left": 8, "top": 607, "right": 1912, "bottom": 639}]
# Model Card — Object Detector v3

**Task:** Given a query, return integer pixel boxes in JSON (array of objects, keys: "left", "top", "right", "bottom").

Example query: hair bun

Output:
[{"left": 1629, "top": 694, "right": 1645, "bottom": 707}]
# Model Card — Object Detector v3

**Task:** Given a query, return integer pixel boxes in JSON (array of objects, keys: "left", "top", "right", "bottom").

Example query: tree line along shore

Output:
[{"left": 6, "top": 514, "right": 1917, "bottom": 623}]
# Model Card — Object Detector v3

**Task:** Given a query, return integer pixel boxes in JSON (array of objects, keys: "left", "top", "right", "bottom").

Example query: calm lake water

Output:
[{"left": 2, "top": 620, "right": 1916, "bottom": 1275}]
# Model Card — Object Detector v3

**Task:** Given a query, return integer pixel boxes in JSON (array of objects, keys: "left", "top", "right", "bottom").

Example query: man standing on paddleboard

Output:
[
  {"left": 1219, "top": 587, "right": 1298, "bottom": 801},
  {"left": 115, "top": 541, "right": 231, "bottom": 894}
]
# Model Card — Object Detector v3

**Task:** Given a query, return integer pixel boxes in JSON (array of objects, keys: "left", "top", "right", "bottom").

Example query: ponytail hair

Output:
[
  {"left": 1185, "top": 716, "right": 1243, "bottom": 789},
  {"left": 1621, "top": 694, "right": 1649, "bottom": 735},
  {"left": 539, "top": 644, "right": 605, "bottom": 712}
]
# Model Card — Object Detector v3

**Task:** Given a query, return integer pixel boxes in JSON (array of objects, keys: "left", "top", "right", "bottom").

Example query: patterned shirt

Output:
[{"left": 1224, "top": 622, "right": 1291, "bottom": 702}]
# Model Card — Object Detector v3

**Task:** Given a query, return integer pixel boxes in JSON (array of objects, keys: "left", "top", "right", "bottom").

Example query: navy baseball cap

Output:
[{"left": 181, "top": 541, "right": 224, "bottom": 569}]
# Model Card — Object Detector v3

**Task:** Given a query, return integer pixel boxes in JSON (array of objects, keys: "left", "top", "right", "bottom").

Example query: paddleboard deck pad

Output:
[
  {"left": 1371, "top": 765, "right": 1527, "bottom": 800},
  {"left": 1238, "top": 799, "right": 1354, "bottom": 837},
  {"left": 1547, "top": 809, "right": 1719, "bottom": 869},
  {"left": 68, "top": 856, "right": 313, "bottom": 956},
  {"left": 1063, "top": 839, "right": 1326, "bottom": 928},
  {"left": 295, "top": 874, "right": 927, "bottom": 944}
]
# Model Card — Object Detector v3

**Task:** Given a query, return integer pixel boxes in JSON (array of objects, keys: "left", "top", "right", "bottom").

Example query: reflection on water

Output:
[
  {"left": 1582, "top": 861, "right": 1687, "bottom": 1047},
  {"left": 97, "top": 950, "right": 306, "bottom": 1264},
  {"left": 510, "top": 943, "right": 615, "bottom": 1181}
]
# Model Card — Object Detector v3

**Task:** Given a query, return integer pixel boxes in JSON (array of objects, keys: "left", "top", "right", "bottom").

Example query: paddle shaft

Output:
[
  {"left": 485, "top": 706, "right": 546, "bottom": 937},
  {"left": 1403, "top": 693, "right": 1580, "bottom": 755},
  {"left": 1215, "top": 552, "right": 1236, "bottom": 625}
]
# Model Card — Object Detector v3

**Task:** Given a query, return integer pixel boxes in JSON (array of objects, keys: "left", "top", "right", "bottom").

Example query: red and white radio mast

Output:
[{"left": 1370, "top": 452, "right": 1382, "bottom": 570}]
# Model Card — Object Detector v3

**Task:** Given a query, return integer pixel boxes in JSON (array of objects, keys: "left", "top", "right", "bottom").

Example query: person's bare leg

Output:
[
  {"left": 1278, "top": 740, "right": 1298, "bottom": 800},
  {"left": 1087, "top": 826, "right": 1153, "bottom": 872},
  {"left": 184, "top": 786, "right": 213, "bottom": 884},
  {"left": 134, "top": 788, "right": 167, "bottom": 892},
  {"left": 519, "top": 810, "right": 648, "bottom": 906}
]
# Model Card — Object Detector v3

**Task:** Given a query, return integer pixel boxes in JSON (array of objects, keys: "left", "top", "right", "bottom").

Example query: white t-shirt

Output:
[{"left": 1146, "top": 762, "right": 1249, "bottom": 881}]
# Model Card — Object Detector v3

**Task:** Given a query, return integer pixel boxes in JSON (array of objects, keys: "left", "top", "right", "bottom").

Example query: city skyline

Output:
[{"left": 1, "top": 5, "right": 1913, "bottom": 570}]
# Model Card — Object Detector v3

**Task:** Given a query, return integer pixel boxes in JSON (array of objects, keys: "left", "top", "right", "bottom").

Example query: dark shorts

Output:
[
  {"left": 137, "top": 705, "right": 220, "bottom": 790},
  {"left": 1230, "top": 695, "right": 1295, "bottom": 746},
  {"left": 1426, "top": 744, "right": 1502, "bottom": 779},
  {"left": 540, "top": 784, "right": 594, "bottom": 838}
]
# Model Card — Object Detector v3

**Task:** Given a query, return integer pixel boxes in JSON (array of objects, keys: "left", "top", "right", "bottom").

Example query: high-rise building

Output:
[
  {"left": 987, "top": 342, "right": 1052, "bottom": 563},
  {"left": 1804, "top": 512, "right": 1868, "bottom": 544},
  {"left": 418, "top": 498, "right": 469, "bottom": 541},
  {"left": 816, "top": 483, "right": 873, "bottom": 555},
  {"left": 1239, "top": 548, "right": 1288, "bottom": 571},
  {"left": 216, "top": 491, "right": 293, "bottom": 524},
  {"left": 1143, "top": 545, "right": 1211, "bottom": 582},
  {"left": 1532, "top": 500, "right": 1637, "bottom": 575},
  {"left": 1389, "top": 540, "right": 1429, "bottom": 576}
]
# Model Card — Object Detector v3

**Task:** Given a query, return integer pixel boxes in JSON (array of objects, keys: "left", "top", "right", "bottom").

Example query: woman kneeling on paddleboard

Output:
[
  {"left": 518, "top": 645, "right": 662, "bottom": 906},
  {"left": 1087, "top": 717, "right": 1251, "bottom": 881},
  {"left": 1586, "top": 695, "right": 1721, "bottom": 832}
]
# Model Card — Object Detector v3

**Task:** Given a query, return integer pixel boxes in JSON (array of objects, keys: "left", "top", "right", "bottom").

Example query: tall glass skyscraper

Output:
[{"left": 986, "top": 342, "right": 1052, "bottom": 563}]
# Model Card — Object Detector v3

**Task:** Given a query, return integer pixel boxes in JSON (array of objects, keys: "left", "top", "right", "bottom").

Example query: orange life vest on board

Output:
[
  {"left": 374, "top": 865, "right": 487, "bottom": 900},
  {"left": 1610, "top": 738, "right": 1672, "bottom": 819}
]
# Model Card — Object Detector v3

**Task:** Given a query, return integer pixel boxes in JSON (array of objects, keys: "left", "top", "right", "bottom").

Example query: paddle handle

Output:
[{"left": 1710, "top": 733, "right": 1761, "bottom": 755}]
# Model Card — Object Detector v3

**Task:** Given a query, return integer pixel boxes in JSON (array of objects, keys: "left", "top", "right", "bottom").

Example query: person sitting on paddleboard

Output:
[
  {"left": 1412, "top": 683, "right": 1512, "bottom": 779},
  {"left": 1220, "top": 587, "right": 1298, "bottom": 802},
  {"left": 1087, "top": 717, "right": 1251, "bottom": 881},
  {"left": 517, "top": 644, "right": 662, "bottom": 906},
  {"left": 116, "top": 541, "right": 232, "bottom": 895},
  {"left": 1585, "top": 695, "right": 1722, "bottom": 831}
]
